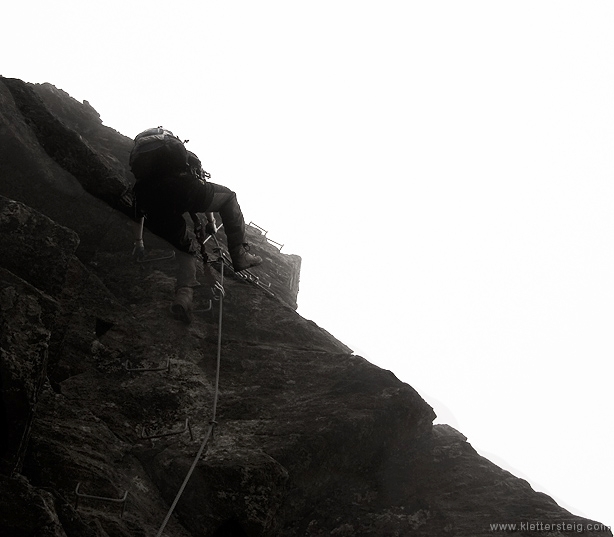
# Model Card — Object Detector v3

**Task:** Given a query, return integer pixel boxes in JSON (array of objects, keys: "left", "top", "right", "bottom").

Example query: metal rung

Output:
[
  {"left": 194, "top": 299, "right": 213, "bottom": 312},
  {"left": 233, "top": 269, "right": 274, "bottom": 296},
  {"left": 136, "top": 251, "right": 176, "bottom": 263},
  {"left": 253, "top": 276, "right": 271, "bottom": 288},
  {"left": 141, "top": 418, "right": 194, "bottom": 442},
  {"left": 243, "top": 271, "right": 272, "bottom": 288},
  {"left": 266, "top": 238, "right": 284, "bottom": 251},
  {"left": 124, "top": 358, "right": 171, "bottom": 373},
  {"left": 74, "top": 482, "right": 128, "bottom": 517},
  {"left": 255, "top": 282, "right": 275, "bottom": 297},
  {"left": 247, "top": 222, "right": 268, "bottom": 236}
]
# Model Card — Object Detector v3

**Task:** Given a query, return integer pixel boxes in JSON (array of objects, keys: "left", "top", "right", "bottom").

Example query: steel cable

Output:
[{"left": 155, "top": 238, "right": 225, "bottom": 537}]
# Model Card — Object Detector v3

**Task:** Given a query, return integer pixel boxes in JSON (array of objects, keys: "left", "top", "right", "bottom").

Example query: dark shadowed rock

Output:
[
  {"left": 0, "top": 473, "right": 68, "bottom": 537},
  {"left": 0, "top": 268, "right": 57, "bottom": 475},
  {"left": 0, "top": 78, "right": 610, "bottom": 537},
  {"left": 0, "top": 196, "right": 80, "bottom": 296},
  {"left": 0, "top": 198, "right": 79, "bottom": 476}
]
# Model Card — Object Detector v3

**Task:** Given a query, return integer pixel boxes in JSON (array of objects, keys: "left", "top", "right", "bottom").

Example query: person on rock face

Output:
[{"left": 130, "top": 130, "right": 262, "bottom": 323}]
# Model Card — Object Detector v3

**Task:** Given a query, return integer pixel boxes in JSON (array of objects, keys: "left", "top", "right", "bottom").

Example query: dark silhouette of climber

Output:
[{"left": 130, "top": 128, "right": 262, "bottom": 323}]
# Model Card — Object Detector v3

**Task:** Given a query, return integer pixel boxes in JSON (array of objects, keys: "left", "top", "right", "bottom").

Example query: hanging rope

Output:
[{"left": 155, "top": 236, "right": 226, "bottom": 537}]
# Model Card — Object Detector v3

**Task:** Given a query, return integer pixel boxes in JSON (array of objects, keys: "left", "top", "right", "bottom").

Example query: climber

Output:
[{"left": 129, "top": 128, "right": 262, "bottom": 323}]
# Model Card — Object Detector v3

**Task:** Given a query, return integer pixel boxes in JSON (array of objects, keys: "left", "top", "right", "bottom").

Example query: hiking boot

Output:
[
  {"left": 171, "top": 286, "right": 193, "bottom": 324},
  {"left": 229, "top": 244, "right": 262, "bottom": 272}
]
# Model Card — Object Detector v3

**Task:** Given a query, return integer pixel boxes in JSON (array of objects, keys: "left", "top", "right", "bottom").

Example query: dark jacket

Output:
[{"left": 133, "top": 172, "right": 214, "bottom": 220}]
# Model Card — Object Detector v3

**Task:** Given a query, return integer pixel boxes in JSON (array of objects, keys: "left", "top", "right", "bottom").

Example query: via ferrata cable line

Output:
[{"left": 155, "top": 235, "right": 226, "bottom": 537}]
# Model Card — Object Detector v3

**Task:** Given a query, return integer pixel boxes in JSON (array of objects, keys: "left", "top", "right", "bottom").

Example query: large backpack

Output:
[
  {"left": 129, "top": 127, "right": 189, "bottom": 182},
  {"left": 186, "top": 150, "right": 211, "bottom": 184}
]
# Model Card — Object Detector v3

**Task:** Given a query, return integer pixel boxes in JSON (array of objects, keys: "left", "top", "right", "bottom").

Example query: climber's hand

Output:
[{"left": 132, "top": 239, "right": 145, "bottom": 261}]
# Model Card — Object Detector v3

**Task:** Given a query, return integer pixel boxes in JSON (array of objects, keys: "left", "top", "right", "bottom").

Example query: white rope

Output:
[{"left": 155, "top": 246, "right": 225, "bottom": 537}]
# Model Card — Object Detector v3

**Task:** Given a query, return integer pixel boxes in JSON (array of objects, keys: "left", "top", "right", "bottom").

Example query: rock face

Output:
[{"left": 0, "top": 76, "right": 610, "bottom": 537}]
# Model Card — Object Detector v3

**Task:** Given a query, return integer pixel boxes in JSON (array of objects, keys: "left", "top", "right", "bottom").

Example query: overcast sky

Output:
[{"left": 2, "top": 0, "right": 612, "bottom": 527}]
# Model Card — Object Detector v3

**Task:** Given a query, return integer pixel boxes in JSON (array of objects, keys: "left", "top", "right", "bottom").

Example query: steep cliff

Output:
[{"left": 0, "top": 77, "right": 610, "bottom": 537}]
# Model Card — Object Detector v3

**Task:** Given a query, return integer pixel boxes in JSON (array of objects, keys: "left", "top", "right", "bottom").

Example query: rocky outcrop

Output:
[
  {"left": 1, "top": 78, "right": 129, "bottom": 208},
  {"left": 0, "top": 77, "right": 610, "bottom": 537}
]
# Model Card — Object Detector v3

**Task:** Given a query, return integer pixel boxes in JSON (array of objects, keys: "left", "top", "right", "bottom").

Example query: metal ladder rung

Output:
[
  {"left": 140, "top": 418, "right": 194, "bottom": 442},
  {"left": 124, "top": 358, "right": 171, "bottom": 373},
  {"left": 74, "top": 482, "right": 128, "bottom": 517}
]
